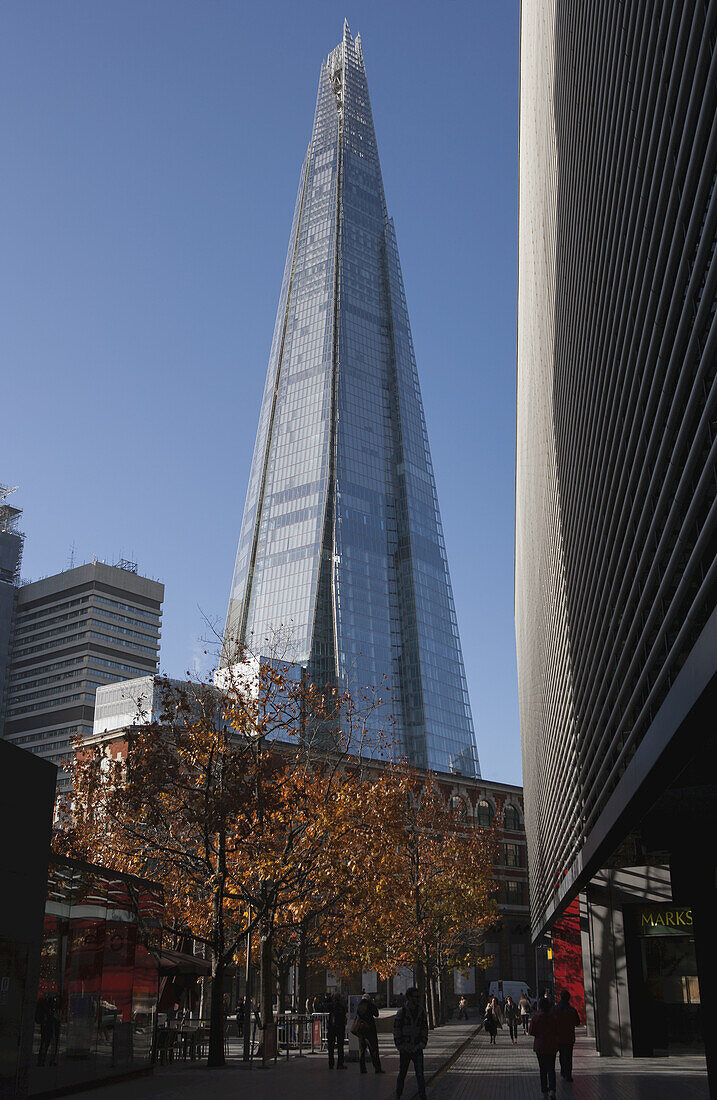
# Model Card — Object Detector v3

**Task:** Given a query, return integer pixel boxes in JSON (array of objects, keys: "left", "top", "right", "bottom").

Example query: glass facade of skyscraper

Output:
[{"left": 225, "top": 24, "right": 479, "bottom": 777}]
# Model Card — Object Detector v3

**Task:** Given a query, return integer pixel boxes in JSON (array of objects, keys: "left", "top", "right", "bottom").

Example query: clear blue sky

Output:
[{"left": 1, "top": 1, "right": 521, "bottom": 784}]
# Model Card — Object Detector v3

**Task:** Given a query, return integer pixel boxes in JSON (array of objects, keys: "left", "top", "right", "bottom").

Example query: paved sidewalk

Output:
[
  {"left": 57, "top": 1020, "right": 479, "bottom": 1100},
  {"left": 49, "top": 1024, "right": 710, "bottom": 1100},
  {"left": 430, "top": 1029, "right": 709, "bottom": 1099}
]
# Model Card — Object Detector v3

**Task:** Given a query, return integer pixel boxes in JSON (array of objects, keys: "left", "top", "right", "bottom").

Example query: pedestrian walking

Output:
[
  {"left": 518, "top": 991, "right": 531, "bottom": 1034},
  {"left": 354, "top": 992, "right": 383, "bottom": 1074},
  {"left": 327, "top": 992, "right": 347, "bottom": 1069},
  {"left": 529, "top": 996, "right": 559, "bottom": 1098},
  {"left": 457, "top": 995, "right": 468, "bottom": 1020},
  {"left": 483, "top": 995, "right": 503, "bottom": 1044},
  {"left": 235, "top": 997, "right": 244, "bottom": 1037},
  {"left": 393, "top": 986, "right": 428, "bottom": 1100},
  {"left": 504, "top": 995, "right": 519, "bottom": 1044},
  {"left": 36, "top": 994, "right": 60, "bottom": 1066},
  {"left": 553, "top": 990, "right": 580, "bottom": 1081}
]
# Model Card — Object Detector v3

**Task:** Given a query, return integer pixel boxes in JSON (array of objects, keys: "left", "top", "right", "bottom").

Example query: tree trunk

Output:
[
  {"left": 207, "top": 870, "right": 226, "bottom": 1067},
  {"left": 425, "top": 976, "right": 435, "bottom": 1029},
  {"left": 428, "top": 971, "right": 439, "bottom": 1029},
  {"left": 298, "top": 923, "right": 308, "bottom": 1012},
  {"left": 424, "top": 952, "right": 435, "bottom": 1029},
  {"left": 437, "top": 967, "right": 446, "bottom": 1024},
  {"left": 277, "top": 962, "right": 289, "bottom": 1013},
  {"left": 208, "top": 952, "right": 226, "bottom": 1067},
  {"left": 260, "top": 926, "right": 274, "bottom": 1026}
]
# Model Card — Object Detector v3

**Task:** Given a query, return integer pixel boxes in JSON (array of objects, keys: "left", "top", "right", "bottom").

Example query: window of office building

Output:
[
  {"left": 511, "top": 942, "right": 527, "bottom": 978},
  {"left": 506, "top": 881, "right": 525, "bottom": 906},
  {"left": 476, "top": 799, "right": 493, "bottom": 827},
  {"left": 504, "top": 843, "right": 523, "bottom": 868}
]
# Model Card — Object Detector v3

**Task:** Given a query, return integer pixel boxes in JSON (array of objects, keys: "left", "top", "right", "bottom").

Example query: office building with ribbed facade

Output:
[
  {"left": 3, "top": 561, "right": 163, "bottom": 790},
  {"left": 223, "top": 24, "right": 479, "bottom": 777},
  {"left": 516, "top": 0, "right": 717, "bottom": 1076}
]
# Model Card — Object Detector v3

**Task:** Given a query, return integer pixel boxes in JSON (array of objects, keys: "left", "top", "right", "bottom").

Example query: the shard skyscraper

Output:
[{"left": 224, "top": 24, "right": 479, "bottom": 777}]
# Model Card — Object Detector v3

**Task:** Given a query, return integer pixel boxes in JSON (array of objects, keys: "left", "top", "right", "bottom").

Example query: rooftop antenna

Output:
[{"left": 68, "top": 542, "right": 76, "bottom": 569}]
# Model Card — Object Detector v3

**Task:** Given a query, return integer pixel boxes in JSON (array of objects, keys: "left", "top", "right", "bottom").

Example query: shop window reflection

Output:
[{"left": 30, "top": 856, "right": 162, "bottom": 1096}]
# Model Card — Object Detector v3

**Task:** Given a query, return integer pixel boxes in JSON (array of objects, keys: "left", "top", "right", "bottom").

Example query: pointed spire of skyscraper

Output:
[{"left": 224, "top": 29, "right": 479, "bottom": 777}]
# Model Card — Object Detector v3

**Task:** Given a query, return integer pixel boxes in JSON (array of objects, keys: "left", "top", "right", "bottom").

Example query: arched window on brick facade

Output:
[{"left": 476, "top": 799, "right": 494, "bottom": 827}]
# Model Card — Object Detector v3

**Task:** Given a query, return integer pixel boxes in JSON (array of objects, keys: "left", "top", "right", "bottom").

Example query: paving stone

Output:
[
  {"left": 429, "top": 1030, "right": 709, "bottom": 1100},
  {"left": 54, "top": 1024, "right": 708, "bottom": 1100}
]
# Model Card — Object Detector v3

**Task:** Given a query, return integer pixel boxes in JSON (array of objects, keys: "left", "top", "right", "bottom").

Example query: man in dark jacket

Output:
[
  {"left": 327, "top": 993, "right": 347, "bottom": 1069},
  {"left": 393, "top": 987, "right": 428, "bottom": 1100},
  {"left": 356, "top": 993, "right": 383, "bottom": 1074},
  {"left": 529, "top": 997, "right": 558, "bottom": 1099},
  {"left": 553, "top": 990, "right": 580, "bottom": 1081}
]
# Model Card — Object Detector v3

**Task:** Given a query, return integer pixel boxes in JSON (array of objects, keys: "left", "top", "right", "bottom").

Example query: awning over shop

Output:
[{"left": 154, "top": 949, "right": 211, "bottom": 976}]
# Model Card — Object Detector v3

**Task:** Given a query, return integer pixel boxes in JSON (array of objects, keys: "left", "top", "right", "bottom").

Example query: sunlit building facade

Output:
[
  {"left": 517, "top": 0, "right": 717, "bottom": 1074},
  {"left": 224, "top": 24, "right": 478, "bottom": 776}
]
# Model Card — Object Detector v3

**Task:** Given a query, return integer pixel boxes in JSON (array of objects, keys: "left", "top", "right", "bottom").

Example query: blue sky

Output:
[{"left": 1, "top": 1, "right": 521, "bottom": 783}]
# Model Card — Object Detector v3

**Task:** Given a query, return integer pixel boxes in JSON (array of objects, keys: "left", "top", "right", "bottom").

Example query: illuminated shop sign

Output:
[{"left": 635, "top": 907, "right": 693, "bottom": 936}]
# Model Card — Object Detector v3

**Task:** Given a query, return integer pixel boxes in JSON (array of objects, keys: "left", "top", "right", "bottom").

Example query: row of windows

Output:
[
  {"left": 10, "top": 657, "right": 148, "bottom": 689},
  {"left": 11, "top": 724, "right": 92, "bottom": 746},
  {"left": 14, "top": 629, "right": 157, "bottom": 657},
  {"left": 474, "top": 800, "right": 522, "bottom": 831},
  {"left": 18, "top": 592, "right": 160, "bottom": 625},
  {"left": 18, "top": 596, "right": 90, "bottom": 624},
  {"left": 16, "top": 612, "right": 158, "bottom": 647},
  {"left": 8, "top": 692, "right": 97, "bottom": 715},
  {"left": 94, "top": 594, "right": 161, "bottom": 619},
  {"left": 9, "top": 665, "right": 141, "bottom": 704}
]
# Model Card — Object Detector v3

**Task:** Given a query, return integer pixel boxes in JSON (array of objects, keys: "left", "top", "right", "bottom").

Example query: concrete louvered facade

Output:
[{"left": 517, "top": 0, "right": 717, "bottom": 1069}]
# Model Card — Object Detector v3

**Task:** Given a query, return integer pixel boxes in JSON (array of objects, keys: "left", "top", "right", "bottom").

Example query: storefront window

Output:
[
  {"left": 625, "top": 905, "right": 702, "bottom": 1056},
  {"left": 29, "top": 856, "right": 162, "bottom": 1096}
]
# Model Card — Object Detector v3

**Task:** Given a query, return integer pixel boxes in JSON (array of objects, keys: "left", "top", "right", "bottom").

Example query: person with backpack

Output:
[
  {"left": 393, "top": 986, "right": 428, "bottom": 1100},
  {"left": 529, "top": 996, "right": 559, "bottom": 1098},
  {"left": 553, "top": 989, "right": 581, "bottom": 1081}
]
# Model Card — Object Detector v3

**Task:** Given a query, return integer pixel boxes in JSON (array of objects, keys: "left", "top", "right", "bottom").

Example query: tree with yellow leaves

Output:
[
  {"left": 58, "top": 651, "right": 390, "bottom": 1066},
  {"left": 312, "top": 765, "right": 498, "bottom": 1026}
]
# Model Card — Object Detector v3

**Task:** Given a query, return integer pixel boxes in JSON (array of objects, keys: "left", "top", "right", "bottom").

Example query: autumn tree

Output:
[
  {"left": 58, "top": 646, "right": 391, "bottom": 1066},
  {"left": 314, "top": 765, "right": 498, "bottom": 1025}
]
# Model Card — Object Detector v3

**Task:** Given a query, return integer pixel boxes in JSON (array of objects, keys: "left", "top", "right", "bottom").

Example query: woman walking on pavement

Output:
[
  {"left": 518, "top": 991, "right": 532, "bottom": 1034},
  {"left": 504, "top": 995, "right": 519, "bottom": 1044},
  {"left": 529, "top": 996, "right": 559, "bottom": 1099},
  {"left": 483, "top": 995, "right": 503, "bottom": 1045}
]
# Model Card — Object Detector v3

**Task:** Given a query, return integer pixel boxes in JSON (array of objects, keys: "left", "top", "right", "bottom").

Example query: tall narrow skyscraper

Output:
[{"left": 224, "top": 25, "right": 478, "bottom": 777}]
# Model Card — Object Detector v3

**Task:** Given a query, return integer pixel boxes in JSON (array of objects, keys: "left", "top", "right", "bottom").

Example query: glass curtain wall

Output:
[{"left": 224, "top": 24, "right": 479, "bottom": 777}]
